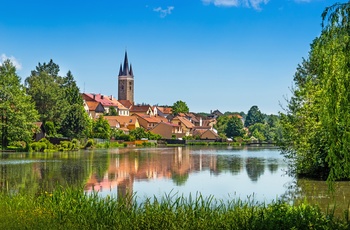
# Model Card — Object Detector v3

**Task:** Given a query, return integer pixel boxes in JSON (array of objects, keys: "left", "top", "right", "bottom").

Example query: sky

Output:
[{"left": 1, "top": 0, "right": 348, "bottom": 115}]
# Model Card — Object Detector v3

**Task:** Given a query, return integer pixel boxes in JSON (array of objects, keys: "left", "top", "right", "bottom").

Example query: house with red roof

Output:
[
  {"left": 171, "top": 116, "right": 194, "bottom": 137},
  {"left": 150, "top": 122, "right": 181, "bottom": 139},
  {"left": 136, "top": 114, "right": 168, "bottom": 130},
  {"left": 82, "top": 93, "right": 130, "bottom": 116},
  {"left": 85, "top": 101, "right": 105, "bottom": 119},
  {"left": 130, "top": 104, "right": 154, "bottom": 116}
]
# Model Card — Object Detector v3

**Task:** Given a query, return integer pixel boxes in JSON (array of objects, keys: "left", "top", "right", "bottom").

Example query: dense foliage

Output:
[
  {"left": 25, "top": 60, "right": 89, "bottom": 138},
  {"left": 0, "top": 60, "right": 39, "bottom": 149},
  {"left": 280, "top": 2, "right": 350, "bottom": 182},
  {"left": 244, "top": 105, "right": 264, "bottom": 127},
  {"left": 171, "top": 100, "right": 189, "bottom": 115}
]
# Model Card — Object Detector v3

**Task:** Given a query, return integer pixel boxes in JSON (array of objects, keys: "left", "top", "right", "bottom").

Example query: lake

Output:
[{"left": 1, "top": 146, "right": 349, "bottom": 216}]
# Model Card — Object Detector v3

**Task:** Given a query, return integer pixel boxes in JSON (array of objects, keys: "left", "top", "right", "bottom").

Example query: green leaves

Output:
[
  {"left": 0, "top": 60, "right": 39, "bottom": 148},
  {"left": 172, "top": 100, "right": 189, "bottom": 115},
  {"left": 280, "top": 2, "right": 350, "bottom": 183}
]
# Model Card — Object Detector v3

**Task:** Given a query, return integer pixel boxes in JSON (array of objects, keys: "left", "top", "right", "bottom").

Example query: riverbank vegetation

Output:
[
  {"left": 279, "top": 2, "right": 350, "bottom": 183},
  {"left": 0, "top": 187, "right": 348, "bottom": 230}
]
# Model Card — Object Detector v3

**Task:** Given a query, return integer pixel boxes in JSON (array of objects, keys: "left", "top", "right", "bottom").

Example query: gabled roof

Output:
[
  {"left": 156, "top": 106, "right": 173, "bottom": 114},
  {"left": 119, "top": 100, "right": 133, "bottom": 109},
  {"left": 174, "top": 116, "right": 194, "bottom": 129},
  {"left": 150, "top": 122, "right": 179, "bottom": 131},
  {"left": 86, "top": 101, "right": 104, "bottom": 111},
  {"left": 113, "top": 116, "right": 138, "bottom": 126},
  {"left": 104, "top": 117, "right": 119, "bottom": 128},
  {"left": 82, "top": 93, "right": 118, "bottom": 107},
  {"left": 137, "top": 114, "right": 168, "bottom": 124},
  {"left": 130, "top": 105, "right": 152, "bottom": 113}
]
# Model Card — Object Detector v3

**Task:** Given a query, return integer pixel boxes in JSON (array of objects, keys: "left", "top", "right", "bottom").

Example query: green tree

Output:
[
  {"left": 59, "top": 71, "right": 90, "bottom": 138},
  {"left": 249, "top": 123, "right": 268, "bottom": 141},
  {"left": 92, "top": 115, "right": 111, "bottom": 139},
  {"left": 107, "top": 107, "right": 118, "bottom": 116},
  {"left": 130, "top": 127, "right": 148, "bottom": 140},
  {"left": 62, "top": 70, "right": 83, "bottom": 105},
  {"left": 0, "top": 60, "right": 39, "bottom": 149},
  {"left": 61, "top": 104, "right": 90, "bottom": 138},
  {"left": 224, "top": 116, "right": 244, "bottom": 138},
  {"left": 244, "top": 106, "right": 264, "bottom": 127},
  {"left": 172, "top": 100, "right": 189, "bottom": 115},
  {"left": 214, "top": 115, "right": 230, "bottom": 136},
  {"left": 25, "top": 61, "right": 68, "bottom": 129},
  {"left": 280, "top": 2, "right": 350, "bottom": 183}
]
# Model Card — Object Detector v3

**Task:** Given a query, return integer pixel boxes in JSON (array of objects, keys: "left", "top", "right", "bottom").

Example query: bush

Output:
[{"left": 84, "top": 139, "right": 94, "bottom": 149}]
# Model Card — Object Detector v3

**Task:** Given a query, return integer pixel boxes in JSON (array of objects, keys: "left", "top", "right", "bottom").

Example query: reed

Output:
[{"left": 0, "top": 187, "right": 348, "bottom": 229}]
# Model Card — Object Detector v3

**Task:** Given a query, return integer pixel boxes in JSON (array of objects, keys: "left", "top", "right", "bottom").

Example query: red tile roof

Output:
[
  {"left": 86, "top": 101, "right": 102, "bottom": 111},
  {"left": 175, "top": 116, "right": 194, "bottom": 129}
]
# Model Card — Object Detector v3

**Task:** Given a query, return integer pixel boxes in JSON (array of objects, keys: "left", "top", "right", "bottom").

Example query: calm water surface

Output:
[{"left": 1, "top": 146, "right": 349, "bottom": 215}]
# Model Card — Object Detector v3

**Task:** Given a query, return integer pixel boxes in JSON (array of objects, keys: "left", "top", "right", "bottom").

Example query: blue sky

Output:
[{"left": 1, "top": 0, "right": 347, "bottom": 115}]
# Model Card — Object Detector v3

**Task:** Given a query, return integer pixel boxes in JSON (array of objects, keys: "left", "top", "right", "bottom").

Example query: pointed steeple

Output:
[
  {"left": 119, "top": 64, "right": 123, "bottom": 76},
  {"left": 123, "top": 51, "right": 129, "bottom": 75},
  {"left": 129, "top": 64, "right": 133, "bottom": 76}
]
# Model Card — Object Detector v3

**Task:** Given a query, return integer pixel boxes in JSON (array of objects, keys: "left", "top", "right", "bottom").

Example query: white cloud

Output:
[
  {"left": 0, "top": 54, "right": 22, "bottom": 70},
  {"left": 153, "top": 6, "right": 175, "bottom": 18},
  {"left": 202, "top": 0, "right": 269, "bottom": 10}
]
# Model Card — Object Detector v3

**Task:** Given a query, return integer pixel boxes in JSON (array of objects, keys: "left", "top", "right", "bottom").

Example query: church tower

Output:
[{"left": 118, "top": 51, "right": 134, "bottom": 104}]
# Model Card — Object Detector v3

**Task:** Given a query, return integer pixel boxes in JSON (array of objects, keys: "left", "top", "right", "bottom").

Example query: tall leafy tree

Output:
[
  {"left": 214, "top": 115, "right": 229, "bottom": 136},
  {"left": 0, "top": 60, "right": 39, "bottom": 148},
  {"left": 280, "top": 2, "right": 350, "bottom": 183},
  {"left": 92, "top": 115, "right": 111, "bottom": 139},
  {"left": 60, "top": 71, "right": 90, "bottom": 138},
  {"left": 61, "top": 104, "right": 90, "bottom": 138},
  {"left": 172, "top": 100, "right": 189, "bottom": 115},
  {"left": 25, "top": 61, "right": 68, "bottom": 129},
  {"left": 224, "top": 116, "right": 244, "bottom": 138},
  {"left": 62, "top": 70, "right": 83, "bottom": 105},
  {"left": 244, "top": 105, "right": 264, "bottom": 127}
]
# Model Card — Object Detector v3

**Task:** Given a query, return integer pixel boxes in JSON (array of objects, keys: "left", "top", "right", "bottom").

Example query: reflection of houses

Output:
[{"left": 84, "top": 148, "right": 218, "bottom": 199}]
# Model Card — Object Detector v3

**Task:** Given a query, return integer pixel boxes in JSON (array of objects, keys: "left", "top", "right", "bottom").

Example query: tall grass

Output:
[{"left": 0, "top": 187, "right": 348, "bottom": 229}]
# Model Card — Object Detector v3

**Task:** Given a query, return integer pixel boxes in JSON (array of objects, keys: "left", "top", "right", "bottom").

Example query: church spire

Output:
[
  {"left": 119, "top": 64, "right": 123, "bottom": 76},
  {"left": 129, "top": 64, "right": 133, "bottom": 76},
  {"left": 123, "top": 51, "right": 129, "bottom": 75}
]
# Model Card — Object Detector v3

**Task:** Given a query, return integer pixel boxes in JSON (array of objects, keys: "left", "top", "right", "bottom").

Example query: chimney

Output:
[
  {"left": 200, "top": 117, "right": 202, "bottom": 126},
  {"left": 93, "top": 94, "right": 96, "bottom": 100},
  {"left": 110, "top": 95, "right": 113, "bottom": 100},
  {"left": 101, "top": 95, "right": 104, "bottom": 99}
]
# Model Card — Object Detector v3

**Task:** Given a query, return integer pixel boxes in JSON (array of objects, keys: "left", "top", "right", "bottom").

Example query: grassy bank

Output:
[{"left": 0, "top": 187, "right": 349, "bottom": 230}]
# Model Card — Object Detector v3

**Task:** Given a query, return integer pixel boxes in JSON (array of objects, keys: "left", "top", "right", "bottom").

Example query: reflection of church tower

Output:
[{"left": 118, "top": 51, "right": 134, "bottom": 104}]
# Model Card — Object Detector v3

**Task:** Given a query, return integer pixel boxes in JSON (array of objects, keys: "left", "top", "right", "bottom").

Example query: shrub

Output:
[{"left": 84, "top": 139, "right": 94, "bottom": 149}]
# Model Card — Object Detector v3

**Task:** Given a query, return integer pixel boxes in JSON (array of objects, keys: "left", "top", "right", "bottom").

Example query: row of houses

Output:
[{"left": 82, "top": 93, "right": 220, "bottom": 140}]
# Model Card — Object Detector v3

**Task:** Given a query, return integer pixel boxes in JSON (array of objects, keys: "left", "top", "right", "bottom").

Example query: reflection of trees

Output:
[
  {"left": 293, "top": 179, "right": 350, "bottom": 218},
  {"left": 215, "top": 155, "right": 243, "bottom": 175},
  {"left": 0, "top": 152, "right": 93, "bottom": 195},
  {"left": 245, "top": 158, "right": 265, "bottom": 182},
  {"left": 267, "top": 159, "right": 279, "bottom": 174},
  {"left": 172, "top": 173, "right": 189, "bottom": 186}
]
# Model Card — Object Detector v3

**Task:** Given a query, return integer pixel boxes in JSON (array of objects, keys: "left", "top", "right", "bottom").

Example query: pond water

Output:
[{"left": 0, "top": 146, "right": 349, "bottom": 216}]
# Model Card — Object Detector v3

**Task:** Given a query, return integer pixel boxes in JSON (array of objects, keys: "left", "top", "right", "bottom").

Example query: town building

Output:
[{"left": 118, "top": 51, "right": 134, "bottom": 104}]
